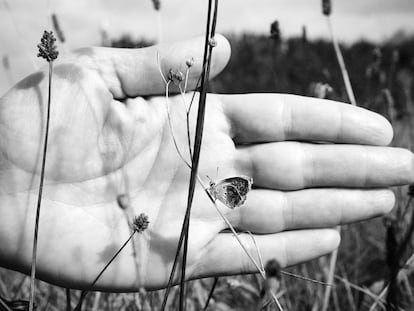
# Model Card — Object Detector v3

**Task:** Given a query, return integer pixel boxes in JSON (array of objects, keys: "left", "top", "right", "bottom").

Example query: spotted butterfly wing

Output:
[{"left": 208, "top": 176, "right": 253, "bottom": 209}]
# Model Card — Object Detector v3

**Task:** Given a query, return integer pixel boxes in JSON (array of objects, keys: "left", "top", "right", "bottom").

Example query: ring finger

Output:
[{"left": 225, "top": 188, "right": 394, "bottom": 234}]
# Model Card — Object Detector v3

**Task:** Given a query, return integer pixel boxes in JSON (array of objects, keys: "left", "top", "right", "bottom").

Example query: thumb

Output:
[{"left": 76, "top": 34, "right": 231, "bottom": 98}]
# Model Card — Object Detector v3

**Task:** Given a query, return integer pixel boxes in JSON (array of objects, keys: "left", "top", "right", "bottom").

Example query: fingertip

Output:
[
  {"left": 284, "top": 229, "right": 341, "bottom": 266},
  {"left": 305, "top": 229, "right": 340, "bottom": 257},
  {"left": 390, "top": 148, "right": 414, "bottom": 185},
  {"left": 371, "top": 189, "right": 396, "bottom": 216},
  {"left": 210, "top": 34, "right": 231, "bottom": 79},
  {"left": 372, "top": 112, "right": 394, "bottom": 146},
  {"left": 325, "top": 228, "right": 341, "bottom": 250},
  {"left": 344, "top": 105, "right": 394, "bottom": 146},
  {"left": 182, "top": 33, "right": 231, "bottom": 88}
]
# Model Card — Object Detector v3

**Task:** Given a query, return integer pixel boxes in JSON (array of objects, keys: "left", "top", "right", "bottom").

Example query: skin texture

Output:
[{"left": 0, "top": 35, "right": 413, "bottom": 291}]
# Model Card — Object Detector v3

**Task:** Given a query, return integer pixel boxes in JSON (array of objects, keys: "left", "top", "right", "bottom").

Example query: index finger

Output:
[{"left": 221, "top": 94, "right": 393, "bottom": 146}]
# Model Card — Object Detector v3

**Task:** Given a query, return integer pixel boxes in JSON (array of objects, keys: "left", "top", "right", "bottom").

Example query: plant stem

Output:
[
  {"left": 203, "top": 277, "right": 218, "bottom": 310},
  {"left": 179, "top": 1, "right": 218, "bottom": 310},
  {"left": 65, "top": 288, "right": 71, "bottom": 311},
  {"left": 0, "top": 296, "right": 12, "bottom": 311},
  {"left": 321, "top": 226, "right": 340, "bottom": 311},
  {"left": 160, "top": 1, "right": 217, "bottom": 310},
  {"left": 28, "top": 61, "right": 53, "bottom": 311},
  {"left": 74, "top": 231, "right": 136, "bottom": 311},
  {"left": 326, "top": 16, "right": 357, "bottom": 106}
]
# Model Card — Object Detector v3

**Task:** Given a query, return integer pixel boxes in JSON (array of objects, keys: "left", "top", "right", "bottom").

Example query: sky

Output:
[{"left": 1, "top": 0, "right": 414, "bottom": 95}]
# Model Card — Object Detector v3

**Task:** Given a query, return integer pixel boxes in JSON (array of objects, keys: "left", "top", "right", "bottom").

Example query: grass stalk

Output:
[
  {"left": 28, "top": 60, "right": 54, "bottom": 311},
  {"left": 321, "top": 226, "right": 340, "bottom": 311},
  {"left": 179, "top": 2, "right": 218, "bottom": 309},
  {"left": 160, "top": 1, "right": 218, "bottom": 310},
  {"left": 203, "top": 277, "right": 218, "bottom": 310},
  {"left": 334, "top": 275, "right": 387, "bottom": 309},
  {"left": 65, "top": 288, "right": 71, "bottom": 311},
  {"left": 0, "top": 296, "right": 12, "bottom": 311},
  {"left": 326, "top": 17, "right": 357, "bottom": 106},
  {"left": 74, "top": 231, "right": 136, "bottom": 311}
]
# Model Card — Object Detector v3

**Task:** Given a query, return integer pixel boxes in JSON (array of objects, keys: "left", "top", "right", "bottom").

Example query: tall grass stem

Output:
[
  {"left": 326, "top": 17, "right": 357, "bottom": 106},
  {"left": 160, "top": 1, "right": 217, "bottom": 310},
  {"left": 65, "top": 288, "right": 71, "bottom": 311},
  {"left": 321, "top": 226, "right": 340, "bottom": 311},
  {"left": 74, "top": 231, "right": 136, "bottom": 311},
  {"left": 28, "top": 61, "right": 53, "bottom": 311}
]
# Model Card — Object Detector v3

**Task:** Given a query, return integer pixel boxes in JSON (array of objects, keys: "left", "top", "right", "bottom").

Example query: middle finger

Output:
[{"left": 237, "top": 142, "right": 414, "bottom": 190}]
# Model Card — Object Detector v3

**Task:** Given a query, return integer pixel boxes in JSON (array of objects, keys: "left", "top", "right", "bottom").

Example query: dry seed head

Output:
[
  {"left": 152, "top": 0, "right": 161, "bottom": 11},
  {"left": 167, "top": 69, "right": 184, "bottom": 85},
  {"left": 37, "top": 30, "right": 59, "bottom": 62},
  {"left": 270, "top": 20, "right": 281, "bottom": 42},
  {"left": 133, "top": 213, "right": 150, "bottom": 233},
  {"left": 186, "top": 57, "right": 194, "bottom": 68},
  {"left": 262, "top": 259, "right": 281, "bottom": 299},
  {"left": 322, "top": 0, "right": 331, "bottom": 16},
  {"left": 209, "top": 37, "right": 217, "bottom": 47},
  {"left": 265, "top": 259, "right": 281, "bottom": 280}
]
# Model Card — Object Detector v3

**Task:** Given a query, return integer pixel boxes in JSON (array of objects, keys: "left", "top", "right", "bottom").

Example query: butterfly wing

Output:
[
  {"left": 213, "top": 184, "right": 243, "bottom": 209},
  {"left": 212, "top": 176, "right": 253, "bottom": 209},
  {"left": 222, "top": 176, "right": 253, "bottom": 197}
]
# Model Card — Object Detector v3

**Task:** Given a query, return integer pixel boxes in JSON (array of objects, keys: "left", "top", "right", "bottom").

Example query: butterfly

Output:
[{"left": 207, "top": 176, "right": 253, "bottom": 209}]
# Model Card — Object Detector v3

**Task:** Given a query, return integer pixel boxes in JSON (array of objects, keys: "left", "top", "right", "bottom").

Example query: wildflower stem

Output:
[
  {"left": 280, "top": 271, "right": 333, "bottom": 286},
  {"left": 207, "top": 190, "right": 284, "bottom": 311},
  {"left": 203, "top": 277, "right": 218, "bottom": 310},
  {"left": 326, "top": 17, "right": 357, "bottom": 106},
  {"left": 0, "top": 296, "right": 12, "bottom": 311},
  {"left": 179, "top": 1, "right": 218, "bottom": 310},
  {"left": 74, "top": 231, "right": 136, "bottom": 311},
  {"left": 65, "top": 288, "right": 71, "bottom": 311},
  {"left": 321, "top": 226, "right": 340, "bottom": 311},
  {"left": 160, "top": 1, "right": 218, "bottom": 310},
  {"left": 28, "top": 61, "right": 53, "bottom": 311}
]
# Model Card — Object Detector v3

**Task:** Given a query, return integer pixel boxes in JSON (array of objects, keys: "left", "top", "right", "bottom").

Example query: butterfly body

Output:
[{"left": 208, "top": 176, "right": 253, "bottom": 209}]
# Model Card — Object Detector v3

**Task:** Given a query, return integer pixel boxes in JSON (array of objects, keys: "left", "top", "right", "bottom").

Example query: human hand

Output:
[{"left": 0, "top": 35, "right": 412, "bottom": 291}]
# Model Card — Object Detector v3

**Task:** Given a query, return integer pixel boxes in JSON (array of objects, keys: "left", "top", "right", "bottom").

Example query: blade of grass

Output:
[
  {"left": 203, "top": 277, "right": 218, "bottom": 310},
  {"left": 160, "top": 0, "right": 218, "bottom": 310},
  {"left": 65, "top": 288, "right": 71, "bottom": 311},
  {"left": 326, "top": 16, "right": 356, "bottom": 106},
  {"left": 29, "top": 60, "right": 54, "bottom": 311},
  {"left": 179, "top": 1, "right": 218, "bottom": 310},
  {"left": 0, "top": 296, "right": 13, "bottom": 311},
  {"left": 321, "top": 226, "right": 340, "bottom": 311},
  {"left": 74, "top": 231, "right": 136, "bottom": 311}
]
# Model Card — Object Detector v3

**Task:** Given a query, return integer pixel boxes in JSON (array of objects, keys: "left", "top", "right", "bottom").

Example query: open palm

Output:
[{"left": 0, "top": 35, "right": 412, "bottom": 291}]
